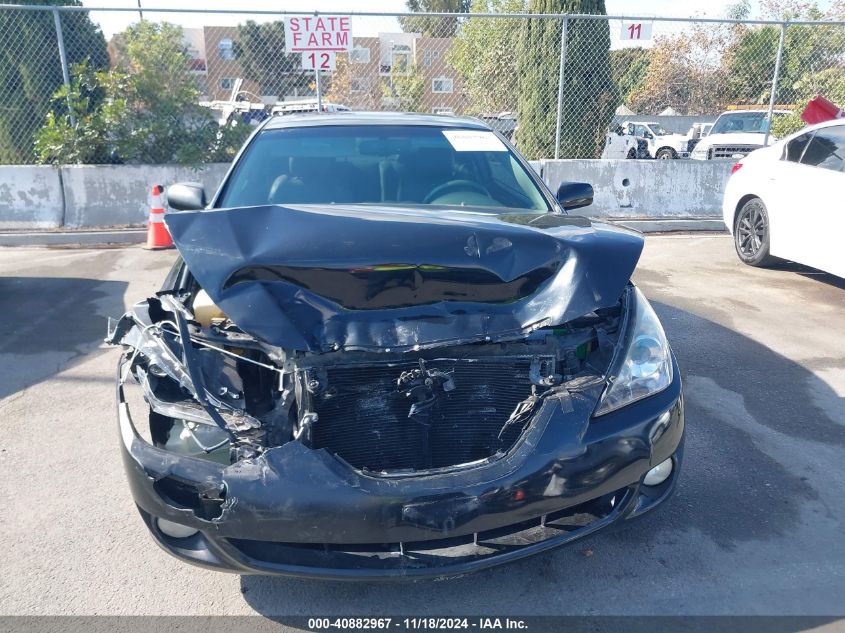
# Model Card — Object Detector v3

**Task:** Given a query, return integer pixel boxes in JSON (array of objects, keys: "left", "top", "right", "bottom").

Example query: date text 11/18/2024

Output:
[{"left": 307, "top": 618, "right": 528, "bottom": 630}]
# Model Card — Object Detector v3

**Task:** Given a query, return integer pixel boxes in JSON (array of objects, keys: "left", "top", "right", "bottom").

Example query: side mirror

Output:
[
  {"left": 556, "top": 181, "right": 593, "bottom": 211},
  {"left": 167, "top": 182, "right": 206, "bottom": 211},
  {"left": 643, "top": 132, "right": 654, "bottom": 139}
]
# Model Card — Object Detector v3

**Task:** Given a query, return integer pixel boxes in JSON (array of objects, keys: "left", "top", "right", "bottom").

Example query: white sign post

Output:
[
  {"left": 284, "top": 16, "right": 352, "bottom": 111},
  {"left": 620, "top": 21, "right": 653, "bottom": 41}
]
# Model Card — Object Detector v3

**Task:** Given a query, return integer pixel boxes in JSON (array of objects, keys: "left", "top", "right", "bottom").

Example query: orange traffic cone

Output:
[{"left": 144, "top": 184, "right": 173, "bottom": 250}]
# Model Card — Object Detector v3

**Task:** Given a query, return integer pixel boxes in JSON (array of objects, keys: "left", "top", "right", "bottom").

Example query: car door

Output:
[
  {"left": 791, "top": 124, "right": 845, "bottom": 277},
  {"left": 634, "top": 124, "right": 655, "bottom": 156},
  {"left": 761, "top": 131, "right": 813, "bottom": 260},
  {"left": 602, "top": 128, "right": 628, "bottom": 159}
]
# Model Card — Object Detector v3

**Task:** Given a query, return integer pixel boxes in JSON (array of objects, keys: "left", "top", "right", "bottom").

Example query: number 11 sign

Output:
[{"left": 620, "top": 21, "right": 653, "bottom": 41}]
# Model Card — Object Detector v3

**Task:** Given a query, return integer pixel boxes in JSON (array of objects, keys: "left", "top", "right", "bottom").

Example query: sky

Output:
[{"left": 79, "top": 0, "right": 833, "bottom": 40}]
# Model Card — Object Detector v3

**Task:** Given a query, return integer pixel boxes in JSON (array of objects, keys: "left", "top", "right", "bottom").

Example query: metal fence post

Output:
[
  {"left": 554, "top": 15, "right": 569, "bottom": 160},
  {"left": 315, "top": 68, "right": 322, "bottom": 111},
  {"left": 763, "top": 22, "right": 786, "bottom": 146},
  {"left": 52, "top": 8, "right": 76, "bottom": 128}
]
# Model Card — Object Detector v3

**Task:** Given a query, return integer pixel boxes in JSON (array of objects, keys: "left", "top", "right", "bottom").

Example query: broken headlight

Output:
[{"left": 594, "top": 287, "right": 672, "bottom": 416}]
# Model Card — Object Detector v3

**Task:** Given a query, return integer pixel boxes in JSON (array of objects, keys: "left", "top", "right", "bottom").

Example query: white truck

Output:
[
  {"left": 603, "top": 121, "right": 693, "bottom": 159},
  {"left": 689, "top": 109, "right": 790, "bottom": 160}
]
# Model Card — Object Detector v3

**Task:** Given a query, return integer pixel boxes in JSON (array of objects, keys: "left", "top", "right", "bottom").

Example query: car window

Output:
[
  {"left": 711, "top": 112, "right": 786, "bottom": 135},
  {"left": 217, "top": 125, "right": 550, "bottom": 212},
  {"left": 800, "top": 125, "right": 845, "bottom": 172},
  {"left": 784, "top": 132, "right": 813, "bottom": 163}
]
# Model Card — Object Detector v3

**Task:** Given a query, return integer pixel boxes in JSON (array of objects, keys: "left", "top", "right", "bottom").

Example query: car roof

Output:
[
  {"left": 262, "top": 111, "right": 491, "bottom": 131},
  {"left": 803, "top": 118, "right": 845, "bottom": 131},
  {"left": 718, "top": 109, "right": 791, "bottom": 115}
]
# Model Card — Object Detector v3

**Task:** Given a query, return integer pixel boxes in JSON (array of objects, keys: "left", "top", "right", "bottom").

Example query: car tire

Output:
[
  {"left": 656, "top": 148, "right": 676, "bottom": 160},
  {"left": 733, "top": 197, "right": 777, "bottom": 267},
  {"left": 626, "top": 148, "right": 637, "bottom": 159}
]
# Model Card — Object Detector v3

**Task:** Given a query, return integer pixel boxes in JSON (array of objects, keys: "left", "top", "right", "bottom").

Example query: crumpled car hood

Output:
[{"left": 165, "top": 204, "right": 643, "bottom": 353}]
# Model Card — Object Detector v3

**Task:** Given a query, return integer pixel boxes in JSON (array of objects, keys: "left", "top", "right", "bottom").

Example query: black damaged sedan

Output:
[{"left": 110, "top": 113, "right": 684, "bottom": 579}]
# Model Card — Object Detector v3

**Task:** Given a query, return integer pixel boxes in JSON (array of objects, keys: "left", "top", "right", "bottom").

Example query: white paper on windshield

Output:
[{"left": 442, "top": 130, "right": 508, "bottom": 152}]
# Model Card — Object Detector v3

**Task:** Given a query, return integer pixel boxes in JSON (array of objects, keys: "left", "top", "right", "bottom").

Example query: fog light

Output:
[
  {"left": 643, "top": 458, "right": 673, "bottom": 486},
  {"left": 157, "top": 518, "right": 198, "bottom": 539}
]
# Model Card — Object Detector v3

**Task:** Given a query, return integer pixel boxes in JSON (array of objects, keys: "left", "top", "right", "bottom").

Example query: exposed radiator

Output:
[{"left": 308, "top": 356, "right": 550, "bottom": 472}]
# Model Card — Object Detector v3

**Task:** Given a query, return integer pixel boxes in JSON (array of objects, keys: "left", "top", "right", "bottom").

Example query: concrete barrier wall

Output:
[
  {"left": 539, "top": 159, "right": 733, "bottom": 218},
  {"left": 0, "top": 166, "right": 64, "bottom": 229},
  {"left": 61, "top": 164, "right": 230, "bottom": 228},
  {"left": 1, "top": 159, "right": 732, "bottom": 229}
]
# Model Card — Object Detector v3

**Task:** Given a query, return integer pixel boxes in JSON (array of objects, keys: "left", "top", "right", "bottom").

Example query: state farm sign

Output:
[{"left": 284, "top": 16, "right": 352, "bottom": 53}]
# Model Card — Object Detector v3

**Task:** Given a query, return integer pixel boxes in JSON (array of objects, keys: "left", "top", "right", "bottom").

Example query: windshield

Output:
[
  {"left": 217, "top": 125, "right": 550, "bottom": 213},
  {"left": 711, "top": 112, "right": 785, "bottom": 135},
  {"left": 649, "top": 123, "right": 669, "bottom": 136}
]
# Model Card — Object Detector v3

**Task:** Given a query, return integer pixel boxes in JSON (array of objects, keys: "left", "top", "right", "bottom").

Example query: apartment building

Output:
[
  {"left": 176, "top": 26, "right": 465, "bottom": 112},
  {"left": 338, "top": 33, "right": 467, "bottom": 114}
]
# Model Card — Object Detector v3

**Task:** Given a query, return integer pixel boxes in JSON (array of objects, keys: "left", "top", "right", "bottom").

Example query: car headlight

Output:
[
  {"left": 594, "top": 287, "right": 673, "bottom": 416},
  {"left": 691, "top": 147, "right": 707, "bottom": 159}
]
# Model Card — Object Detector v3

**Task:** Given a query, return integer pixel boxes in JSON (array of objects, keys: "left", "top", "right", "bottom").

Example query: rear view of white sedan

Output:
[{"left": 722, "top": 119, "right": 845, "bottom": 278}]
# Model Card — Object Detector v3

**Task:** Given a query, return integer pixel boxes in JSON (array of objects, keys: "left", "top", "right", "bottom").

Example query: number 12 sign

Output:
[
  {"left": 620, "top": 21, "right": 653, "bottom": 41},
  {"left": 302, "top": 51, "right": 336, "bottom": 71}
]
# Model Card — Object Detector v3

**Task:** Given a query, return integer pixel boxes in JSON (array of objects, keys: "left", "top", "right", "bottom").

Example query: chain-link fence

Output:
[{"left": 1, "top": 4, "right": 843, "bottom": 165}]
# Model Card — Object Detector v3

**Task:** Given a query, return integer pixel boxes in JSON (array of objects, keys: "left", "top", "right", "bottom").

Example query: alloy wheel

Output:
[{"left": 736, "top": 201, "right": 767, "bottom": 259}]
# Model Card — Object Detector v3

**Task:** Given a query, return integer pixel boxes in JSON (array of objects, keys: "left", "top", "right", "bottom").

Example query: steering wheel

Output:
[{"left": 423, "top": 180, "right": 492, "bottom": 204}]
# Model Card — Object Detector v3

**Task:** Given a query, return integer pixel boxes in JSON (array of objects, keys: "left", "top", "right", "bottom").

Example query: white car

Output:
[
  {"left": 691, "top": 110, "right": 790, "bottom": 160},
  {"left": 619, "top": 121, "right": 691, "bottom": 159},
  {"left": 722, "top": 119, "right": 845, "bottom": 277}
]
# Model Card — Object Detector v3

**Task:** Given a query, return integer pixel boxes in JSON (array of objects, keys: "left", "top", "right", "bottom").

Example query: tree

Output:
[
  {"left": 610, "top": 47, "right": 649, "bottom": 108},
  {"left": 626, "top": 23, "right": 735, "bottom": 116},
  {"left": 722, "top": 19, "right": 845, "bottom": 106},
  {"left": 382, "top": 57, "right": 426, "bottom": 112},
  {"left": 722, "top": 26, "right": 780, "bottom": 105},
  {"left": 233, "top": 21, "right": 304, "bottom": 97},
  {"left": 0, "top": 0, "right": 108, "bottom": 163},
  {"left": 630, "top": 0, "right": 845, "bottom": 118},
  {"left": 399, "top": 0, "right": 471, "bottom": 37},
  {"left": 109, "top": 21, "right": 221, "bottom": 163},
  {"left": 35, "top": 21, "right": 251, "bottom": 165},
  {"left": 448, "top": 0, "right": 526, "bottom": 114},
  {"left": 772, "top": 69, "right": 845, "bottom": 137},
  {"left": 515, "top": 0, "right": 617, "bottom": 159},
  {"left": 325, "top": 52, "right": 351, "bottom": 104},
  {"left": 34, "top": 62, "right": 126, "bottom": 164}
]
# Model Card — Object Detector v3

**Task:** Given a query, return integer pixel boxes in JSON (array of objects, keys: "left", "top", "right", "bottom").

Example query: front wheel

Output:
[
  {"left": 734, "top": 197, "right": 777, "bottom": 267},
  {"left": 656, "top": 148, "right": 676, "bottom": 160}
]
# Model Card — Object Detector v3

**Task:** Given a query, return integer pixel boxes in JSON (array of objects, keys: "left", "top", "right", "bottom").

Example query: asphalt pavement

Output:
[{"left": 1, "top": 235, "right": 844, "bottom": 617}]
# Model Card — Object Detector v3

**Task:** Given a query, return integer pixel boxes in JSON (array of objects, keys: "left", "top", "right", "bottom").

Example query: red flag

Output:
[{"left": 801, "top": 95, "right": 845, "bottom": 125}]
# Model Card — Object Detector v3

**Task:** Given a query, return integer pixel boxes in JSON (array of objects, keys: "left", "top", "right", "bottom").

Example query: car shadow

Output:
[
  {"left": 0, "top": 276, "right": 128, "bottom": 400},
  {"left": 767, "top": 260, "right": 845, "bottom": 291},
  {"left": 238, "top": 299, "right": 844, "bottom": 617}
]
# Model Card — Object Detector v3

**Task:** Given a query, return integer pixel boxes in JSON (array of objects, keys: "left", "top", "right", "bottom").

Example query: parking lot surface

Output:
[{"left": 1, "top": 234, "right": 844, "bottom": 616}]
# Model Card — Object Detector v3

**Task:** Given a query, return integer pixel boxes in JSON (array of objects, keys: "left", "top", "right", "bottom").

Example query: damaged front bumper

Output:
[{"left": 118, "top": 356, "right": 684, "bottom": 580}]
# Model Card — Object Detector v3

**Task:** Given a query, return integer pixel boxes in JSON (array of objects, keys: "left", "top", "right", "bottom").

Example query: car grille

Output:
[
  {"left": 709, "top": 144, "right": 761, "bottom": 159},
  {"left": 309, "top": 356, "right": 548, "bottom": 472}
]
